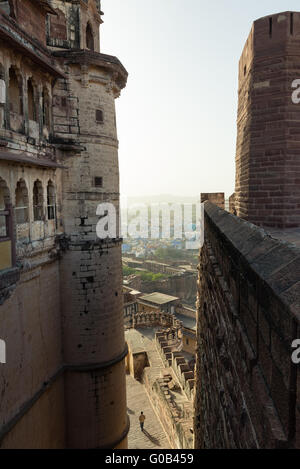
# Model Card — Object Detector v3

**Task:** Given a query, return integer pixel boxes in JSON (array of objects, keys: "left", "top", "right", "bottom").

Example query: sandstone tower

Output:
[
  {"left": 234, "top": 11, "right": 300, "bottom": 228},
  {"left": 0, "top": 0, "right": 128, "bottom": 448},
  {"left": 195, "top": 12, "right": 300, "bottom": 449},
  {"left": 50, "top": 0, "right": 128, "bottom": 449}
]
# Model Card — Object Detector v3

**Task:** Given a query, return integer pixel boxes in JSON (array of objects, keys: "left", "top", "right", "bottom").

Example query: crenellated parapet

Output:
[
  {"left": 129, "top": 309, "right": 182, "bottom": 333},
  {"left": 155, "top": 330, "right": 195, "bottom": 401}
]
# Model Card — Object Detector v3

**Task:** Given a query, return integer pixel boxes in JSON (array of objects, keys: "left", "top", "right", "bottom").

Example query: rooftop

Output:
[
  {"left": 139, "top": 292, "right": 180, "bottom": 305},
  {"left": 175, "top": 313, "right": 196, "bottom": 331},
  {"left": 128, "top": 289, "right": 141, "bottom": 296}
]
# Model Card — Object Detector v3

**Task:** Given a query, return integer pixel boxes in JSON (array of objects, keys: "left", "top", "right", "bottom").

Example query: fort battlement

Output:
[
  {"left": 195, "top": 202, "right": 300, "bottom": 448},
  {"left": 155, "top": 331, "right": 195, "bottom": 400},
  {"left": 130, "top": 310, "right": 182, "bottom": 331}
]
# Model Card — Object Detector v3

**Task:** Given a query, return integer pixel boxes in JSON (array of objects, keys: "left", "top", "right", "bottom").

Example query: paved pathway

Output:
[{"left": 126, "top": 374, "right": 171, "bottom": 449}]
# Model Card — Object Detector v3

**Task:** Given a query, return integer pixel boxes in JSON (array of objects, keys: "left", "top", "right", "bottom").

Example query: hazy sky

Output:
[{"left": 101, "top": 1, "right": 300, "bottom": 199}]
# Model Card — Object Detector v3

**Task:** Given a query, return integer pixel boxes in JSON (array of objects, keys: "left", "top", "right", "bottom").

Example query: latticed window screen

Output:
[
  {"left": 27, "top": 78, "right": 36, "bottom": 122},
  {"left": 33, "top": 180, "right": 44, "bottom": 221},
  {"left": 0, "top": 212, "right": 7, "bottom": 237},
  {"left": 47, "top": 181, "right": 56, "bottom": 220},
  {"left": 9, "top": 67, "right": 22, "bottom": 115},
  {"left": 15, "top": 180, "right": 29, "bottom": 224},
  {"left": 42, "top": 88, "right": 50, "bottom": 128},
  {"left": 0, "top": 179, "right": 10, "bottom": 236}
]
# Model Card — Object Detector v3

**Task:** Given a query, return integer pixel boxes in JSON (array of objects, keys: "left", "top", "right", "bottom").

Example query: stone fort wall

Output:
[
  {"left": 0, "top": 260, "right": 66, "bottom": 448},
  {"left": 195, "top": 202, "right": 300, "bottom": 448},
  {"left": 234, "top": 11, "right": 300, "bottom": 228},
  {"left": 0, "top": 0, "right": 129, "bottom": 449}
]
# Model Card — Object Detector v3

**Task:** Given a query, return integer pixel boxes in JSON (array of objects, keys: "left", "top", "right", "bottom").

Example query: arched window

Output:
[
  {"left": 0, "top": 63, "right": 5, "bottom": 98},
  {"left": 27, "top": 78, "right": 36, "bottom": 122},
  {"left": 0, "top": 177, "right": 10, "bottom": 209},
  {"left": 86, "top": 22, "right": 94, "bottom": 51},
  {"left": 42, "top": 87, "right": 50, "bottom": 128},
  {"left": 15, "top": 179, "right": 29, "bottom": 224},
  {"left": 0, "top": 64, "right": 5, "bottom": 128},
  {"left": 47, "top": 180, "right": 56, "bottom": 220},
  {"left": 0, "top": 177, "right": 10, "bottom": 237},
  {"left": 9, "top": 67, "right": 22, "bottom": 115},
  {"left": 33, "top": 180, "right": 44, "bottom": 221}
]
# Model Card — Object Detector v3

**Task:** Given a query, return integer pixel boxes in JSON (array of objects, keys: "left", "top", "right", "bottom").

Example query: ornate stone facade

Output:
[{"left": 0, "top": 0, "right": 128, "bottom": 449}]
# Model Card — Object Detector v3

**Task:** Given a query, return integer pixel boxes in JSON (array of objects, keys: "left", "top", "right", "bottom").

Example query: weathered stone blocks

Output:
[{"left": 195, "top": 202, "right": 300, "bottom": 448}]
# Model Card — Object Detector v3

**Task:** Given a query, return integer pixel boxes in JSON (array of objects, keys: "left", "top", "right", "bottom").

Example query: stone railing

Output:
[
  {"left": 128, "top": 310, "right": 182, "bottom": 334},
  {"left": 171, "top": 353, "right": 195, "bottom": 400},
  {"left": 155, "top": 332, "right": 195, "bottom": 400},
  {"left": 142, "top": 369, "right": 194, "bottom": 450}
]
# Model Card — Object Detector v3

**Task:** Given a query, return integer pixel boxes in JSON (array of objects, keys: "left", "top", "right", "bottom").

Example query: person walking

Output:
[{"left": 139, "top": 411, "right": 146, "bottom": 431}]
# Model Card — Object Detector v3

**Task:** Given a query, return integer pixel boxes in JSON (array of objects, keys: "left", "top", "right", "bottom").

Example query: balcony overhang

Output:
[
  {"left": 0, "top": 151, "right": 66, "bottom": 169},
  {"left": 53, "top": 49, "right": 128, "bottom": 90},
  {"left": 32, "top": 0, "right": 58, "bottom": 15}
]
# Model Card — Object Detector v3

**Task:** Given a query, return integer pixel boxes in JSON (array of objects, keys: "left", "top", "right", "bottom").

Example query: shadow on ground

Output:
[{"left": 143, "top": 429, "right": 161, "bottom": 446}]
